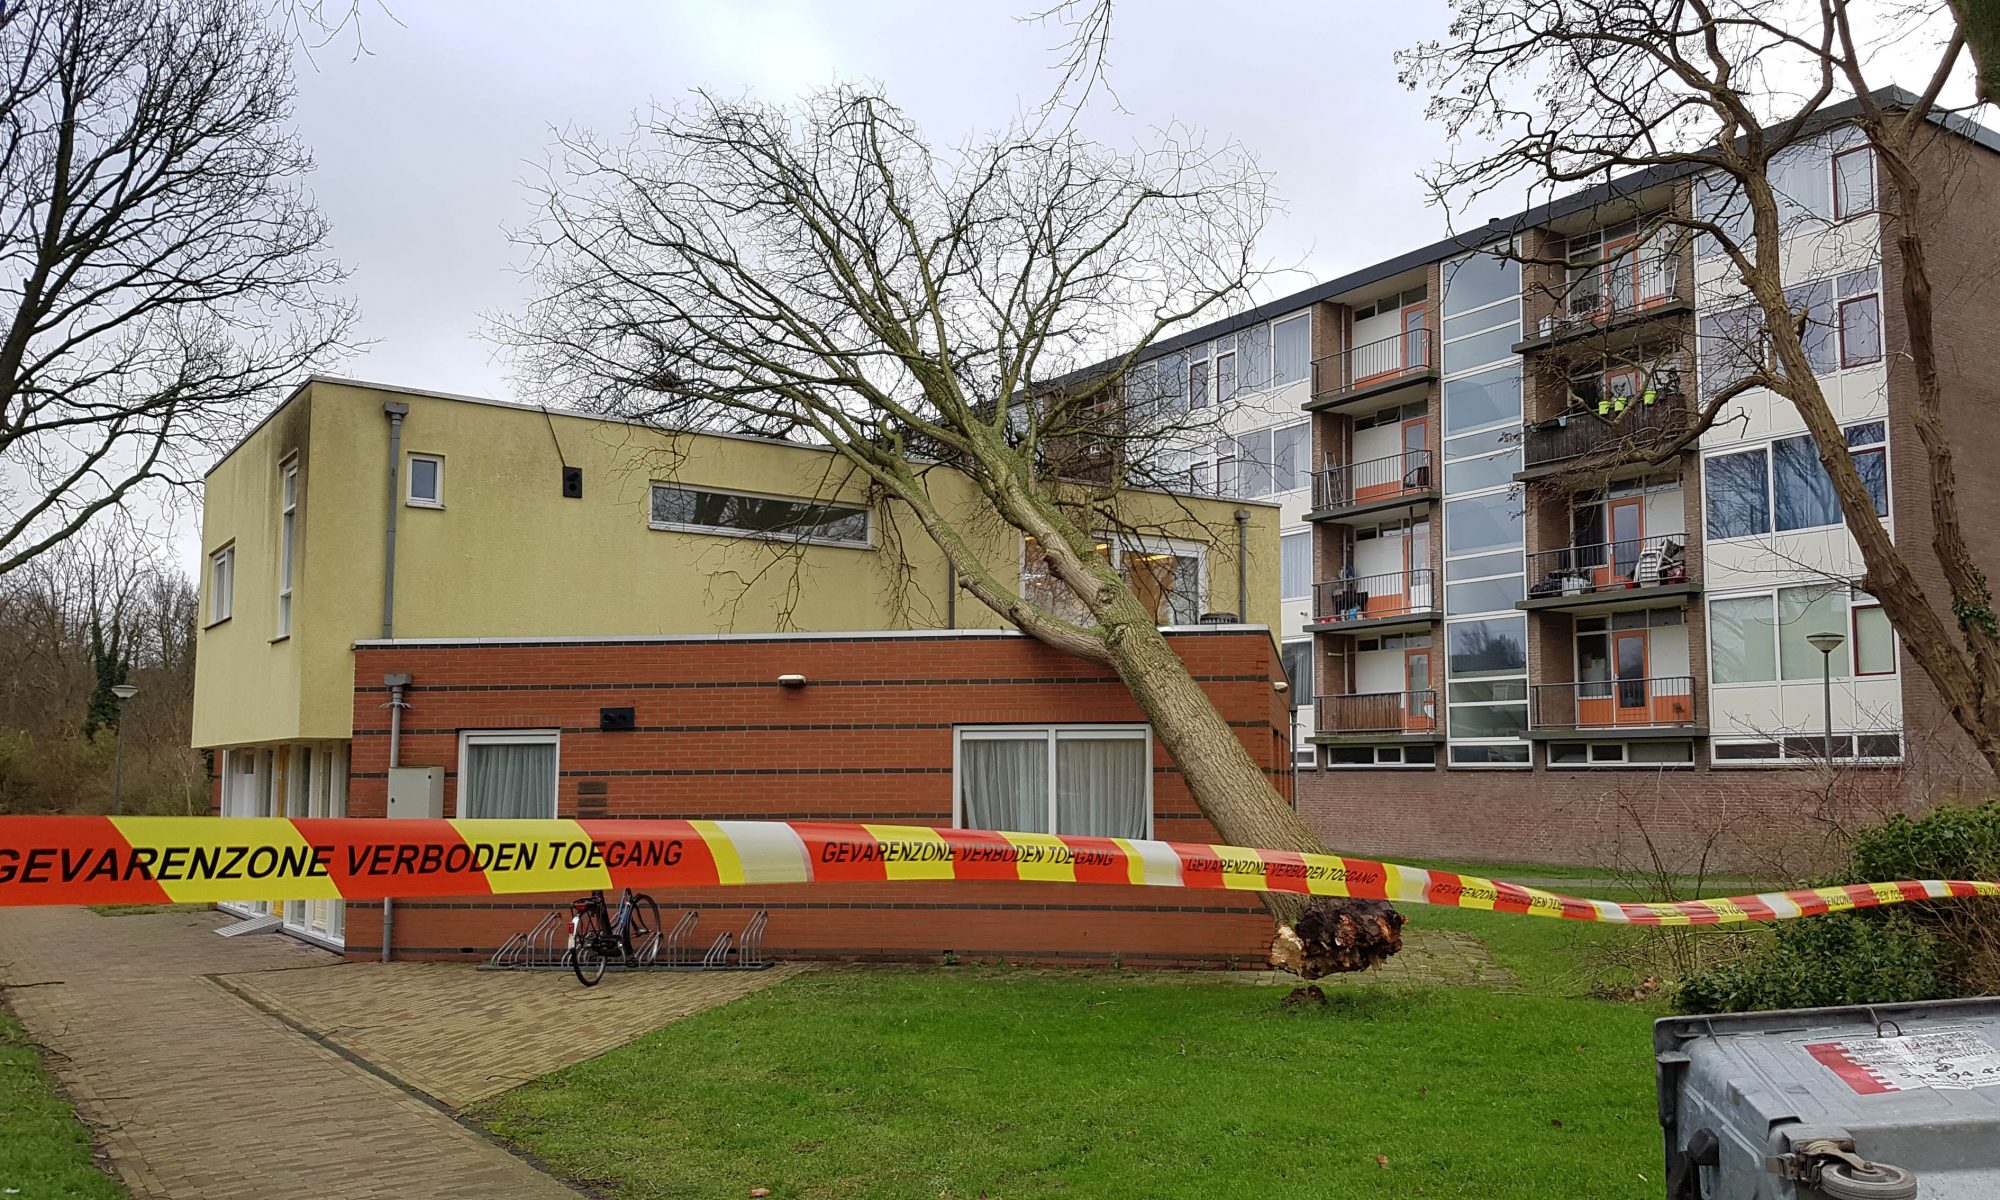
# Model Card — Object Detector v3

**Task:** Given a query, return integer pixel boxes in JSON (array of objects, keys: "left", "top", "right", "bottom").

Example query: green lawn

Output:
[
  {"left": 0, "top": 1008, "right": 126, "bottom": 1199},
  {"left": 478, "top": 959, "right": 1667, "bottom": 1200}
]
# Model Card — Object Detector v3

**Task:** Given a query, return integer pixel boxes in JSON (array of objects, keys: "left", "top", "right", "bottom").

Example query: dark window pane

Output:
[
  {"left": 1443, "top": 364, "right": 1523, "bottom": 433},
  {"left": 1446, "top": 616, "right": 1527, "bottom": 676},
  {"left": 652, "top": 486, "right": 870, "bottom": 545},
  {"left": 1704, "top": 449, "right": 1771, "bottom": 538},
  {"left": 1442, "top": 253, "right": 1520, "bottom": 315},
  {"left": 1773, "top": 435, "right": 1840, "bottom": 531},
  {"left": 1856, "top": 447, "right": 1888, "bottom": 516},
  {"left": 1840, "top": 295, "right": 1881, "bottom": 366}
]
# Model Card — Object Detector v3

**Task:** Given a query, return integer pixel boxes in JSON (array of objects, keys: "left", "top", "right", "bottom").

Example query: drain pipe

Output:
[
  {"left": 380, "top": 402, "right": 408, "bottom": 639},
  {"left": 380, "top": 672, "right": 410, "bottom": 962},
  {"left": 379, "top": 401, "right": 409, "bottom": 962},
  {"left": 1234, "top": 508, "right": 1250, "bottom": 624}
]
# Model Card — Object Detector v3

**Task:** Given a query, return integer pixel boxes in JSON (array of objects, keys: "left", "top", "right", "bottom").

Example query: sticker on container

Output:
[{"left": 1804, "top": 1027, "right": 2000, "bottom": 1094}]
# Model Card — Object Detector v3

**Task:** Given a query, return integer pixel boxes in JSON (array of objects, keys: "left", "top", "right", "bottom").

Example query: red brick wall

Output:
[{"left": 340, "top": 629, "right": 1290, "bottom": 966}]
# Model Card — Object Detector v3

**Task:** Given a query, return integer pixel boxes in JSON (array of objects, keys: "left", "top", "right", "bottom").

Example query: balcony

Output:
[
  {"left": 1514, "top": 250, "right": 1690, "bottom": 354},
  {"left": 1518, "top": 390, "right": 1694, "bottom": 478},
  {"left": 1529, "top": 676, "right": 1699, "bottom": 735},
  {"left": 1308, "top": 450, "right": 1436, "bottom": 521},
  {"left": 1315, "top": 690, "right": 1439, "bottom": 738},
  {"left": 1521, "top": 533, "right": 1698, "bottom": 611},
  {"left": 1308, "top": 328, "right": 1436, "bottom": 412},
  {"left": 1309, "top": 568, "right": 1438, "bottom": 633}
]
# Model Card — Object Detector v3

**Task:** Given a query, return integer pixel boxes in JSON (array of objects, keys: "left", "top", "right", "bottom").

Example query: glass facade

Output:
[{"left": 1439, "top": 251, "right": 1528, "bottom": 765}]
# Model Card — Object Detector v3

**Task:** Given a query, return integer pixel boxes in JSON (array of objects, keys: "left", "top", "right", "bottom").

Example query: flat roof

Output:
[{"left": 352, "top": 624, "right": 1274, "bottom": 650}]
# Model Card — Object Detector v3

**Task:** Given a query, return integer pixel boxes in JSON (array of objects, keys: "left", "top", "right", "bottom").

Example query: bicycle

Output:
[{"left": 564, "top": 888, "right": 662, "bottom": 987}]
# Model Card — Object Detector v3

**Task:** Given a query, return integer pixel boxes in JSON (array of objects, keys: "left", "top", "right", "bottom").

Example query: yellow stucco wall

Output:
[{"left": 192, "top": 378, "right": 1282, "bottom": 748}]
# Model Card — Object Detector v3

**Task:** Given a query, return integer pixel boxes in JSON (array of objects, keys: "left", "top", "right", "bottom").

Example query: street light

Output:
[
  {"left": 109, "top": 682, "right": 138, "bottom": 816},
  {"left": 1805, "top": 632, "right": 1846, "bottom": 764}
]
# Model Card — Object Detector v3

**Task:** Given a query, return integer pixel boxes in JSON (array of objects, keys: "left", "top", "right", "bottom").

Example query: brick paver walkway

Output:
[
  {"left": 223, "top": 958, "right": 811, "bottom": 1107},
  {"left": 0, "top": 907, "right": 798, "bottom": 1199}
]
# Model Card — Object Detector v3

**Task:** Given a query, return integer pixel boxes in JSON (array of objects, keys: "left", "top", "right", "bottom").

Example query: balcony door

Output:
[
  {"left": 1401, "top": 304, "right": 1427, "bottom": 372},
  {"left": 1401, "top": 417, "right": 1429, "bottom": 490},
  {"left": 1607, "top": 497, "right": 1644, "bottom": 586},
  {"left": 1404, "top": 649, "right": 1432, "bottom": 731},
  {"left": 1613, "top": 631, "right": 1649, "bottom": 721},
  {"left": 1405, "top": 521, "right": 1432, "bottom": 611}
]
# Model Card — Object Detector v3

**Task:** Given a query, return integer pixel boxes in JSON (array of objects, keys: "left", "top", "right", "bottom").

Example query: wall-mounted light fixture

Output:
[{"left": 778, "top": 674, "right": 807, "bottom": 688}]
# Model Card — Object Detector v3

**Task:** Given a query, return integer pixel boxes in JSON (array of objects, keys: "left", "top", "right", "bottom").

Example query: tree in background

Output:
[
  {"left": 0, "top": 0, "right": 351, "bottom": 577},
  {"left": 505, "top": 86, "right": 1400, "bottom": 977},
  {"left": 1400, "top": 0, "right": 2000, "bottom": 780}
]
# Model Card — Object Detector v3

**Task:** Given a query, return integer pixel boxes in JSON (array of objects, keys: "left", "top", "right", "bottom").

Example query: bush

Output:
[{"left": 1673, "top": 799, "right": 2000, "bottom": 1014}]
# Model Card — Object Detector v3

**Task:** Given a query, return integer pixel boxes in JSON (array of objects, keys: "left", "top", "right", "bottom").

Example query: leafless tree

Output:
[
  {"left": 1400, "top": 0, "right": 2000, "bottom": 780},
  {"left": 0, "top": 0, "right": 353, "bottom": 578},
  {"left": 1951, "top": 0, "right": 2000, "bottom": 102},
  {"left": 503, "top": 85, "right": 1402, "bottom": 972}
]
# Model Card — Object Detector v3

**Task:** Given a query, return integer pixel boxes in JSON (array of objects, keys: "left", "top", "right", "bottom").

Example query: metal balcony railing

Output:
[
  {"left": 1525, "top": 533, "right": 1691, "bottom": 599},
  {"left": 1312, "top": 449, "right": 1433, "bottom": 511},
  {"left": 1317, "top": 690, "right": 1439, "bottom": 736},
  {"left": 1531, "top": 250, "right": 1683, "bottom": 340},
  {"left": 1531, "top": 676, "right": 1697, "bottom": 730},
  {"left": 1311, "top": 327, "right": 1435, "bottom": 402},
  {"left": 1521, "top": 391, "right": 1691, "bottom": 471},
  {"left": 1312, "top": 568, "right": 1437, "bottom": 624}
]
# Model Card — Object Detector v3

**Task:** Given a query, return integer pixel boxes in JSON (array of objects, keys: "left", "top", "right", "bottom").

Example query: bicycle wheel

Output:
[
  {"left": 571, "top": 939, "right": 607, "bottom": 987},
  {"left": 624, "top": 894, "right": 663, "bottom": 964}
]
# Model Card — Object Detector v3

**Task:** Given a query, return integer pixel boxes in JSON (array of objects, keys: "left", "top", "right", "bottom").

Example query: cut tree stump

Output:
[{"left": 1268, "top": 897, "right": 1406, "bottom": 979}]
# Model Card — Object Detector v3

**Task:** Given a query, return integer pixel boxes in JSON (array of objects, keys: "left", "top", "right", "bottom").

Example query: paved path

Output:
[
  {"left": 0, "top": 907, "right": 799, "bottom": 1199},
  {"left": 224, "top": 958, "right": 810, "bottom": 1107}
]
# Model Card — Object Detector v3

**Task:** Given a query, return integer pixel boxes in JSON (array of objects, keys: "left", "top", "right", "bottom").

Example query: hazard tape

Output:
[{"left": 0, "top": 817, "right": 1995, "bottom": 923}]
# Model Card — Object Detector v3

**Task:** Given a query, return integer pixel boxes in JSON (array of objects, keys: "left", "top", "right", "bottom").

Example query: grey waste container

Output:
[{"left": 1655, "top": 997, "right": 2000, "bottom": 1199}]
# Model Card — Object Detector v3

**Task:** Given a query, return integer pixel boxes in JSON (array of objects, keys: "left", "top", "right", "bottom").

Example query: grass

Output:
[
  {"left": 478, "top": 961, "right": 1666, "bottom": 1200},
  {"left": 0, "top": 1008, "right": 125, "bottom": 1198},
  {"left": 86, "top": 903, "right": 211, "bottom": 917}
]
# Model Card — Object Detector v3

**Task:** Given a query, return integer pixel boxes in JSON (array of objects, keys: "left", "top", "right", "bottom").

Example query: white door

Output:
[
  {"left": 309, "top": 745, "right": 346, "bottom": 942},
  {"left": 282, "top": 746, "right": 312, "bottom": 933}
]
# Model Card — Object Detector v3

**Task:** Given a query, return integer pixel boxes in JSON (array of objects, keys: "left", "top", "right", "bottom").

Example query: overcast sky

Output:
[{"left": 290, "top": 0, "right": 1461, "bottom": 400}]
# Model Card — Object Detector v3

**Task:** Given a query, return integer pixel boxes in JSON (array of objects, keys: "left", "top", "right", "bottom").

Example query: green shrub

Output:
[{"left": 1674, "top": 800, "right": 2000, "bottom": 1014}]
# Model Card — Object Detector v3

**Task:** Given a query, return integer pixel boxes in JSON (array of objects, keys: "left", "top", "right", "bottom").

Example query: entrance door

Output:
[
  {"left": 1404, "top": 649, "right": 1432, "bottom": 731},
  {"left": 282, "top": 747, "right": 312, "bottom": 933},
  {"left": 1614, "top": 631, "right": 1649, "bottom": 723},
  {"left": 311, "top": 746, "right": 346, "bottom": 942},
  {"left": 1405, "top": 521, "right": 1433, "bottom": 612},
  {"left": 1606, "top": 497, "right": 1643, "bottom": 586}
]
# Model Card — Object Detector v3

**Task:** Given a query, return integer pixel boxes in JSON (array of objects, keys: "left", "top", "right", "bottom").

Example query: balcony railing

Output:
[
  {"left": 1311, "top": 327, "right": 1435, "bottom": 402},
  {"left": 1312, "top": 449, "right": 1433, "bottom": 511},
  {"left": 1312, "top": 568, "right": 1437, "bottom": 625},
  {"left": 1531, "top": 676, "right": 1696, "bottom": 730},
  {"left": 1531, "top": 250, "right": 1682, "bottom": 341},
  {"left": 1526, "top": 533, "right": 1691, "bottom": 599},
  {"left": 1317, "top": 690, "right": 1439, "bottom": 736},
  {"left": 1521, "top": 391, "right": 1691, "bottom": 471}
]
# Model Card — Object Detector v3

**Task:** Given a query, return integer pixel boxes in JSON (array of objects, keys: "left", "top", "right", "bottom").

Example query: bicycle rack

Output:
[{"left": 480, "top": 907, "right": 772, "bottom": 972}]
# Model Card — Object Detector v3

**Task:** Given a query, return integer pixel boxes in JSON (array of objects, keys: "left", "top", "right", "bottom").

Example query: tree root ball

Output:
[{"left": 1268, "top": 897, "right": 1406, "bottom": 979}]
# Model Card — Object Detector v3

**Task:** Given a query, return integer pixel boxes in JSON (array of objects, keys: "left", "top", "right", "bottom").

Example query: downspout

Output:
[
  {"left": 946, "top": 559, "right": 957, "bottom": 629},
  {"left": 1234, "top": 509, "right": 1250, "bottom": 623},
  {"left": 380, "top": 402, "right": 408, "bottom": 961},
  {"left": 380, "top": 673, "right": 409, "bottom": 962}
]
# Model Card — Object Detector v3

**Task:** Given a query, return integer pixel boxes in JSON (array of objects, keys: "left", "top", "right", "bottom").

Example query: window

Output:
[
  {"left": 1235, "top": 428, "right": 1273, "bottom": 497},
  {"left": 1281, "top": 531, "right": 1312, "bottom": 600},
  {"left": 1281, "top": 640, "right": 1314, "bottom": 706},
  {"left": 458, "top": 731, "right": 559, "bottom": 819},
  {"left": 277, "top": 461, "right": 297, "bottom": 637},
  {"left": 1442, "top": 252, "right": 1520, "bottom": 315},
  {"left": 1022, "top": 535, "right": 1205, "bottom": 626},
  {"left": 407, "top": 454, "right": 444, "bottom": 508},
  {"left": 650, "top": 484, "right": 870, "bottom": 548},
  {"left": 1705, "top": 422, "right": 1888, "bottom": 540},
  {"left": 1854, "top": 602, "right": 1896, "bottom": 675},
  {"left": 1550, "top": 741, "right": 1694, "bottom": 767},
  {"left": 207, "top": 545, "right": 234, "bottom": 625},
  {"left": 1442, "top": 365, "right": 1523, "bottom": 434},
  {"left": 1444, "top": 495, "right": 1524, "bottom": 556},
  {"left": 1238, "top": 324, "right": 1271, "bottom": 393},
  {"left": 1714, "top": 734, "right": 1902, "bottom": 765},
  {"left": 1699, "top": 270, "right": 1881, "bottom": 392},
  {"left": 1778, "top": 585, "right": 1845, "bottom": 679},
  {"left": 1273, "top": 315, "right": 1310, "bottom": 385},
  {"left": 1710, "top": 595, "right": 1778, "bottom": 684},
  {"left": 1326, "top": 744, "right": 1436, "bottom": 769},
  {"left": 1832, "top": 146, "right": 1875, "bottom": 219},
  {"left": 1838, "top": 285, "right": 1881, "bottom": 367},
  {"left": 956, "top": 726, "right": 1149, "bottom": 839},
  {"left": 1273, "top": 422, "right": 1309, "bottom": 493},
  {"left": 1189, "top": 358, "right": 1211, "bottom": 410},
  {"left": 1711, "top": 584, "right": 1867, "bottom": 684}
]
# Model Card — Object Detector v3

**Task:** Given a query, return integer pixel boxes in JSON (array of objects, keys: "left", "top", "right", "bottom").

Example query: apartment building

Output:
[
  {"left": 192, "top": 377, "right": 1288, "bottom": 959},
  {"left": 1132, "top": 97, "right": 2000, "bottom": 865}
]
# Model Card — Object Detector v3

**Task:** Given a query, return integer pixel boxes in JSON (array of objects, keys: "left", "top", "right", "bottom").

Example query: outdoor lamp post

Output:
[
  {"left": 109, "top": 682, "right": 139, "bottom": 815},
  {"left": 1805, "top": 632, "right": 1846, "bottom": 764}
]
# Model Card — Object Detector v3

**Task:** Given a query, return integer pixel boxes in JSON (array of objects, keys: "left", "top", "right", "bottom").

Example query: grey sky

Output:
[{"left": 290, "top": 1, "right": 1458, "bottom": 400}]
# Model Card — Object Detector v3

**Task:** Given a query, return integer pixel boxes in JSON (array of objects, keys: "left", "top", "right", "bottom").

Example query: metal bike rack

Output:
[
  {"left": 663, "top": 911, "right": 698, "bottom": 966},
  {"left": 481, "top": 907, "right": 772, "bottom": 972}
]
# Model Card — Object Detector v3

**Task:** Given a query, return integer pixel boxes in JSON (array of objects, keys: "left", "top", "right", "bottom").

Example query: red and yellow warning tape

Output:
[{"left": 0, "top": 817, "right": 1994, "bottom": 922}]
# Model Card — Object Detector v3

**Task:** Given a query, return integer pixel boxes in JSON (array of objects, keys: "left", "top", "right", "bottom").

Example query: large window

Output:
[
  {"left": 1699, "top": 270, "right": 1880, "bottom": 392},
  {"left": 208, "top": 544, "right": 234, "bottom": 625},
  {"left": 1281, "top": 640, "right": 1314, "bottom": 707},
  {"left": 1190, "top": 420, "right": 1308, "bottom": 499},
  {"left": 1022, "top": 535, "right": 1205, "bottom": 626},
  {"left": 1709, "top": 585, "right": 1894, "bottom": 684},
  {"left": 650, "top": 484, "right": 871, "bottom": 548},
  {"left": 1280, "top": 530, "right": 1312, "bottom": 600},
  {"left": 1695, "top": 128, "right": 1873, "bottom": 257},
  {"left": 1704, "top": 421, "right": 1887, "bottom": 539},
  {"left": 277, "top": 460, "right": 297, "bottom": 637},
  {"left": 955, "top": 726, "right": 1150, "bottom": 839},
  {"left": 1273, "top": 315, "right": 1311, "bottom": 386},
  {"left": 458, "top": 731, "right": 559, "bottom": 819}
]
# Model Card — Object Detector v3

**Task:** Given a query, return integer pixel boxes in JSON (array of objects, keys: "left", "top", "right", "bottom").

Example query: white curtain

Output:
[
  {"left": 961, "top": 737, "right": 1048, "bottom": 833},
  {"left": 463, "top": 742, "right": 557, "bottom": 819},
  {"left": 1056, "top": 736, "right": 1146, "bottom": 839}
]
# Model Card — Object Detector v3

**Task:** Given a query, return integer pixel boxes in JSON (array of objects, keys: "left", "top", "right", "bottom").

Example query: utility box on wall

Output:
[{"left": 386, "top": 766, "right": 445, "bottom": 819}]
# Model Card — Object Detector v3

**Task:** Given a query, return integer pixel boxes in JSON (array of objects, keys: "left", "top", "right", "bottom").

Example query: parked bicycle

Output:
[{"left": 564, "top": 888, "right": 662, "bottom": 986}]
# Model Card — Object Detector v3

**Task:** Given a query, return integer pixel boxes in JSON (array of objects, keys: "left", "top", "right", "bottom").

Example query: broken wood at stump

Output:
[{"left": 1268, "top": 897, "right": 1405, "bottom": 980}]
